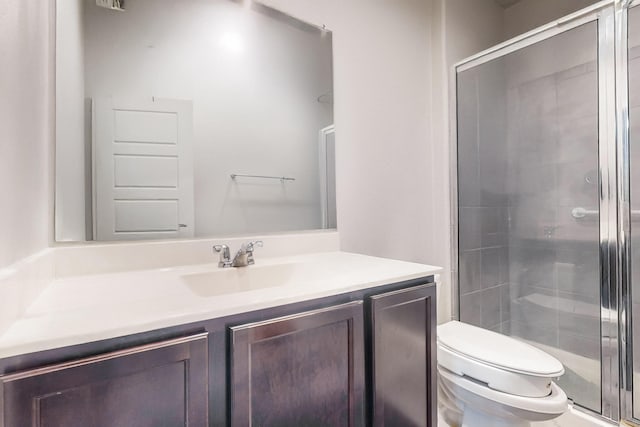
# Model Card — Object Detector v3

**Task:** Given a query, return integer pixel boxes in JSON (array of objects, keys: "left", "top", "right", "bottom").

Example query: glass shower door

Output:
[{"left": 456, "top": 21, "right": 602, "bottom": 411}]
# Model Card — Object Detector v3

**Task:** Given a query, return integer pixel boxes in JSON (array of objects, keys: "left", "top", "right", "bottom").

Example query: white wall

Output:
[
  {"left": 55, "top": 0, "right": 86, "bottom": 241},
  {"left": 82, "top": 0, "right": 332, "bottom": 237},
  {"left": 257, "top": 0, "right": 461, "bottom": 320},
  {"left": 503, "top": 0, "right": 599, "bottom": 40},
  {"left": 0, "top": 0, "right": 53, "bottom": 269}
]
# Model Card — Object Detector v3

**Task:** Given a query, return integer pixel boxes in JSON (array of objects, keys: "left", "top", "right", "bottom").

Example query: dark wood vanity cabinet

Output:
[
  {"left": 225, "top": 282, "right": 437, "bottom": 427},
  {"left": 1, "top": 333, "right": 208, "bottom": 427},
  {"left": 0, "top": 278, "right": 436, "bottom": 427},
  {"left": 229, "top": 301, "right": 366, "bottom": 427},
  {"left": 368, "top": 284, "right": 437, "bottom": 427}
]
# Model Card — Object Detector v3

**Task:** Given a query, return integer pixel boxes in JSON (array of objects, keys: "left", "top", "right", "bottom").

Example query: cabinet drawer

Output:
[
  {"left": 230, "top": 301, "right": 365, "bottom": 427},
  {"left": 1, "top": 333, "right": 208, "bottom": 427}
]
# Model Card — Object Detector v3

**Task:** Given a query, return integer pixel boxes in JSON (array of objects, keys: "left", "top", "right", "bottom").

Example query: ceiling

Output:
[{"left": 494, "top": 0, "right": 524, "bottom": 8}]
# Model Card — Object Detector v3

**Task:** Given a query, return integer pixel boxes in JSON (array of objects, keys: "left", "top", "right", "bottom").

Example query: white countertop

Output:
[{"left": 0, "top": 251, "right": 440, "bottom": 359}]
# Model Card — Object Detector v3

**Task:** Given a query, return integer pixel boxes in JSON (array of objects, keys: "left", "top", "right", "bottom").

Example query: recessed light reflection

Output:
[{"left": 219, "top": 32, "right": 244, "bottom": 54}]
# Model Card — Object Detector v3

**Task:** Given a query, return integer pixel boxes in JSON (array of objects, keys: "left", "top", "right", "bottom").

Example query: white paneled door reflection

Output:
[{"left": 93, "top": 98, "right": 194, "bottom": 240}]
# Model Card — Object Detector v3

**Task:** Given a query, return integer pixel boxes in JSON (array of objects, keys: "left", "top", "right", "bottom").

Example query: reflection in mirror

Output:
[{"left": 55, "top": 0, "right": 334, "bottom": 242}]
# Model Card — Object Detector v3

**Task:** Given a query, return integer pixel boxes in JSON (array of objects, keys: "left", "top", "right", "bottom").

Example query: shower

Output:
[
  {"left": 452, "top": 1, "right": 640, "bottom": 424},
  {"left": 96, "top": 0, "right": 125, "bottom": 11}
]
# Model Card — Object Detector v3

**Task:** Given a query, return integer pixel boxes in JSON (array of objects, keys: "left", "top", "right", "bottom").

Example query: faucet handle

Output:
[
  {"left": 213, "top": 244, "right": 229, "bottom": 255},
  {"left": 250, "top": 240, "right": 264, "bottom": 248},
  {"left": 213, "top": 244, "right": 232, "bottom": 268},
  {"left": 246, "top": 240, "right": 263, "bottom": 252},
  {"left": 241, "top": 240, "right": 263, "bottom": 266}
]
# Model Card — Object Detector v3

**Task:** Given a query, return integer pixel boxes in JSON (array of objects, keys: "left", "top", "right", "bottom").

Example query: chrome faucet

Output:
[
  {"left": 213, "top": 241, "right": 264, "bottom": 268},
  {"left": 232, "top": 240, "right": 263, "bottom": 267},
  {"left": 213, "top": 244, "right": 232, "bottom": 268}
]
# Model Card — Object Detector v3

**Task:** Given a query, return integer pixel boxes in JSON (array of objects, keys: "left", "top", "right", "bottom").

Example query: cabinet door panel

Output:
[
  {"left": 2, "top": 333, "right": 208, "bottom": 427},
  {"left": 230, "top": 301, "right": 365, "bottom": 427},
  {"left": 369, "top": 284, "right": 436, "bottom": 427}
]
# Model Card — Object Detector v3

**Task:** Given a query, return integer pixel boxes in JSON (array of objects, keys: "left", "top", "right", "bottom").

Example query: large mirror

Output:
[{"left": 55, "top": 0, "right": 335, "bottom": 242}]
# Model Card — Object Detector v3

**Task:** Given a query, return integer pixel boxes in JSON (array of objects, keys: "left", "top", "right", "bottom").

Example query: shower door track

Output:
[{"left": 449, "top": 0, "right": 640, "bottom": 423}]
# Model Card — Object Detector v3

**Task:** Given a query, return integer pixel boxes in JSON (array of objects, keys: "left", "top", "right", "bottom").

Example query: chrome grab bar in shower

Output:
[
  {"left": 230, "top": 174, "right": 295, "bottom": 182},
  {"left": 571, "top": 207, "right": 598, "bottom": 219},
  {"left": 572, "top": 207, "right": 640, "bottom": 220}
]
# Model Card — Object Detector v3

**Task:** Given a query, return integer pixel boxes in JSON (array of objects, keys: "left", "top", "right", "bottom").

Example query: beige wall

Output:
[
  {"left": 55, "top": 0, "right": 86, "bottom": 241},
  {"left": 257, "top": 2, "right": 434, "bottom": 255},
  {"left": 444, "top": 0, "right": 505, "bottom": 67},
  {"left": 504, "top": 0, "right": 600, "bottom": 39},
  {"left": 0, "top": 0, "right": 53, "bottom": 269}
]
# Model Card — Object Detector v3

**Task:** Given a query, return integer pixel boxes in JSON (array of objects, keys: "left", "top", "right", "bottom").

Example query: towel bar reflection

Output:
[
  {"left": 572, "top": 207, "right": 640, "bottom": 220},
  {"left": 230, "top": 174, "right": 295, "bottom": 183}
]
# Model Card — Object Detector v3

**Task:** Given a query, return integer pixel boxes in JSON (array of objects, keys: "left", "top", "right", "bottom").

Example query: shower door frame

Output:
[
  {"left": 621, "top": 1, "right": 636, "bottom": 424},
  {"left": 449, "top": 0, "right": 625, "bottom": 422}
]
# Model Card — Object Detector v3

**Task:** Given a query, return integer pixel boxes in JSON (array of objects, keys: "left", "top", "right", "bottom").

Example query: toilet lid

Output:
[{"left": 437, "top": 321, "right": 564, "bottom": 377}]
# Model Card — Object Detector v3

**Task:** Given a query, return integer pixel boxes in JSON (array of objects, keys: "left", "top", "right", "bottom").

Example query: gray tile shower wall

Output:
[
  {"left": 458, "top": 60, "right": 510, "bottom": 332},
  {"left": 629, "top": 47, "right": 640, "bottom": 311},
  {"left": 506, "top": 58, "right": 600, "bottom": 362},
  {"left": 457, "top": 22, "right": 601, "bottom": 410}
]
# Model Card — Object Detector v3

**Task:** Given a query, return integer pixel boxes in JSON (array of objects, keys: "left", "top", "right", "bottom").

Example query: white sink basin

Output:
[{"left": 181, "top": 263, "right": 298, "bottom": 297}]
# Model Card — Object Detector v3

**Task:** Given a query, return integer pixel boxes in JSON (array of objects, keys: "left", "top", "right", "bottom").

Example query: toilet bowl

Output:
[{"left": 437, "top": 321, "right": 568, "bottom": 427}]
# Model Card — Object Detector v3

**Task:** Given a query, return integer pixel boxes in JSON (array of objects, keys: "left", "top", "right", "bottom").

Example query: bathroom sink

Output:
[{"left": 181, "top": 263, "right": 298, "bottom": 297}]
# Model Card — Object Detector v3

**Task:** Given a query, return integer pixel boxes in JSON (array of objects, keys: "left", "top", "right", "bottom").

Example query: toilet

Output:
[{"left": 437, "top": 321, "right": 568, "bottom": 427}]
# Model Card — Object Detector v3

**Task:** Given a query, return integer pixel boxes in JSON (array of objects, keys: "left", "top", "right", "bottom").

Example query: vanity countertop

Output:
[{"left": 0, "top": 251, "right": 440, "bottom": 359}]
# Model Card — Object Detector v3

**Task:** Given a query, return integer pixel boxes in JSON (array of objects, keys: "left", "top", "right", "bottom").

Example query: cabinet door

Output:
[
  {"left": 369, "top": 284, "right": 436, "bottom": 427},
  {"left": 230, "top": 301, "right": 365, "bottom": 427},
  {"left": 1, "top": 333, "right": 208, "bottom": 427}
]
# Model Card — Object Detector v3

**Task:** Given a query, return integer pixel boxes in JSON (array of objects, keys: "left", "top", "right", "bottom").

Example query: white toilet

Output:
[{"left": 437, "top": 321, "right": 568, "bottom": 427}]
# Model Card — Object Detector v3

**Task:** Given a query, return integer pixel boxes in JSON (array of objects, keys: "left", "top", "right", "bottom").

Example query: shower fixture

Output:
[
  {"left": 317, "top": 92, "right": 333, "bottom": 104},
  {"left": 96, "top": 0, "right": 125, "bottom": 11}
]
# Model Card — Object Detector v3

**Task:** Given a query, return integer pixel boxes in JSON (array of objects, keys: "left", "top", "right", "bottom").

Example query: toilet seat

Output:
[
  {"left": 438, "top": 321, "right": 564, "bottom": 397},
  {"left": 439, "top": 367, "right": 567, "bottom": 416}
]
